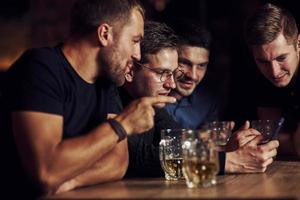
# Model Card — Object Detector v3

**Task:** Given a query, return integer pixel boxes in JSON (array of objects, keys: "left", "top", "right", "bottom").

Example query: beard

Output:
[
  {"left": 176, "top": 83, "right": 195, "bottom": 97},
  {"left": 98, "top": 46, "right": 126, "bottom": 86},
  {"left": 175, "top": 75, "right": 197, "bottom": 97}
]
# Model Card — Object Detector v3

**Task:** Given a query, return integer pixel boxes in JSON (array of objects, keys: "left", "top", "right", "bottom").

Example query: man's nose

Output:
[
  {"left": 132, "top": 45, "right": 141, "bottom": 61},
  {"left": 271, "top": 61, "right": 281, "bottom": 77},
  {"left": 184, "top": 65, "right": 197, "bottom": 80},
  {"left": 165, "top": 75, "right": 176, "bottom": 89}
]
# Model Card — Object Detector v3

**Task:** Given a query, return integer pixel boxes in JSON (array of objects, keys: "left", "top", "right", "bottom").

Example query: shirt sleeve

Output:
[{"left": 7, "top": 50, "right": 64, "bottom": 115}]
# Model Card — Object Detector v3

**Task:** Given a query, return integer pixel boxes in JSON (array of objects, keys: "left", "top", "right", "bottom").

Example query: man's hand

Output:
[
  {"left": 225, "top": 135, "right": 279, "bottom": 173},
  {"left": 115, "top": 96, "right": 176, "bottom": 135},
  {"left": 226, "top": 121, "right": 261, "bottom": 152}
]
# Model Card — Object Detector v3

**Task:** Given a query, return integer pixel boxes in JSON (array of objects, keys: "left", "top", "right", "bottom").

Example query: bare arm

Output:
[
  {"left": 12, "top": 111, "right": 121, "bottom": 194},
  {"left": 54, "top": 139, "right": 128, "bottom": 194},
  {"left": 12, "top": 96, "right": 176, "bottom": 194}
]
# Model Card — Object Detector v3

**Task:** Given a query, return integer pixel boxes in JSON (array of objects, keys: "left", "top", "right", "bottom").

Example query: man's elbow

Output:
[
  {"left": 34, "top": 169, "right": 62, "bottom": 195},
  {"left": 115, "top": 151, "right": 129, "bottom": 180},
  {"left": 112, "top": 140, "right": 129, "bottom": 180}
]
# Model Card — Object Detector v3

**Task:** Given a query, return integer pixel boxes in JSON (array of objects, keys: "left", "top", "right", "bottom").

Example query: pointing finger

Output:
[{"left": 142, "top": 96, "right": 176, "bottom": 105}]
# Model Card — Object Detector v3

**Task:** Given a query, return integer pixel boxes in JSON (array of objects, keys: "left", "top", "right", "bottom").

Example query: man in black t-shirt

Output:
[
  {"left": 1, "top": 0, "right": 176, "bottom": 197},
  {"left": 245, "top": 3, "right": 300, "bottom": 157}
]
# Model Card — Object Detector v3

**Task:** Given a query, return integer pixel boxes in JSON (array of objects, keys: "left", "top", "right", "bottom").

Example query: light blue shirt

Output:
[{"left": 165, "top": 83, "right": 219, "bottom": 129}]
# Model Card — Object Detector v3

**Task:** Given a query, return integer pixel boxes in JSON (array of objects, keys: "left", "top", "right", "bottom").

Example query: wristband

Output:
[{"left": 107, "top": 119, "right": 127, "bottom": 142}]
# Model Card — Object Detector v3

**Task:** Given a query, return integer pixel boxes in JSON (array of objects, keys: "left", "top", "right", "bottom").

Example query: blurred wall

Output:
[
  {"left": 0, "top": 0, "right": 74, "bottom": 71},
  {"left": 1, "top": 0, "right": 299, "bottom": 124}
]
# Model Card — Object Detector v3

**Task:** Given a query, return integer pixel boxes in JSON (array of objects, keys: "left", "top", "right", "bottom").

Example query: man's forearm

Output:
[{"left": 55, "top": 140, "right": 129, "bottom": 194}]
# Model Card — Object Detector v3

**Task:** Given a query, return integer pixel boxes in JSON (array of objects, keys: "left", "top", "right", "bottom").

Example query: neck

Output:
[{"left": 62, "top": 36, "right": 100, "bottom": 84}]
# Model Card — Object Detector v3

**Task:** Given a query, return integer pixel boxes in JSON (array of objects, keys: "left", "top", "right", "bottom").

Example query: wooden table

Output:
[{"left": 43, "top": 161, "right": 300, "bottom": 199}]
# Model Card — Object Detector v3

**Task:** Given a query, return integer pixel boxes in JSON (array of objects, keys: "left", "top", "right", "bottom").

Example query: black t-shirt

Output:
[
  {"left": 255, "top": 72, "right": 300, "bottom": 131},
  {"left": 1, "top": 45, "right": 122, "bottom": 197},
  {"left": 6, "top": 45, "right": 121, "bottom": 137}
]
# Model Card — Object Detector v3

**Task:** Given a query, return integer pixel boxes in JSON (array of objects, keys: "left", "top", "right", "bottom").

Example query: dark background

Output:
[{"left": 1, "top": 0, "right": 299, "bottom": 127}]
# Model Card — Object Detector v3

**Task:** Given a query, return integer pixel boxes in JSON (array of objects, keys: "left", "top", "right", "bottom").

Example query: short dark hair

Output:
[
  {"left": 70, "top": 0, "right": 144, "bottom": 37},
  {"left": 171, "top": 19, "right": 212, "bottom": 51},
  {"left": 245, "top": 3, "right": 298, "bottom": 46},
  {"left": 140, "top": 21, "right": 178, "bottom": 63}
]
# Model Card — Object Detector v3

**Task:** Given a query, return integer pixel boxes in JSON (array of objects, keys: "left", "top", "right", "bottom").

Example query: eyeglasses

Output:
[{"left": 135, "top": 61, "right": 184, "bottom": 82}]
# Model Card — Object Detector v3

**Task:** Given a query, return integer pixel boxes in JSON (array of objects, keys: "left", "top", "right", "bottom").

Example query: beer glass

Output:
[
  {"left": 206, "top": 121, "right": 232, "bottom": 147},
  {"left": 159, "top": 129, "right": 184, "bottom": 181},
  {"left": 182, "top": 129, "right": 219, "bottom": 188},
  {"left": 251, "top": 118, "right": 284, "bottom": 144}
]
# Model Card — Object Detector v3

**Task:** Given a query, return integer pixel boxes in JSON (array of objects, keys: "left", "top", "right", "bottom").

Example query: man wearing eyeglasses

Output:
[
  {"left": 119, "top": 21, "right": 184, "bottom": 177},
  {"left": 121, "top": 22, "right": 183, "bottom": 108}
]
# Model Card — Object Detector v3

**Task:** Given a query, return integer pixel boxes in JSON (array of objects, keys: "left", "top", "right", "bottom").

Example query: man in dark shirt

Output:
[
  {"left": 120, "top": 21, "right": 183, "bottom": 177},
  {"left": 245, "top": 3, "right": 300, "bottom": 157},
  {"left": 1, "top": 0, "right": 176, "bottom": 197}
]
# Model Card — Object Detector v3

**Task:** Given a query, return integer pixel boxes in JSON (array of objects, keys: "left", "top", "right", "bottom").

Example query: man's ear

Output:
[
  {"left": 297, "top": 34, "right": 300, "bottom": 50},
  {"left": 97, "top": 23, "right": 112, "bottom": 47},
  {"left": 125, "top": 68, "right": 134, "bottom": 82}
]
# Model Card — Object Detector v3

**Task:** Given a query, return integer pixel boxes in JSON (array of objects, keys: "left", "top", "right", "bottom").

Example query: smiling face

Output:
[
  {"left": 251, "top": 32, "right": 300, "bottom": 87},
  {"left": 128, "top": 48, "right": 178, "bottom": 98},
  {"left": 175, "top": 45, "right": 209, "bottom": 97},
  {"left": 100, "top": 8, "right": 144, "bottom": 86}
]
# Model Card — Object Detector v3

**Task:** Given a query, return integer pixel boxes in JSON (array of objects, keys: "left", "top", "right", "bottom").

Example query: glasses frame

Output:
[{"left": 135, "top": 61, "right": 184, "bottom": 82}]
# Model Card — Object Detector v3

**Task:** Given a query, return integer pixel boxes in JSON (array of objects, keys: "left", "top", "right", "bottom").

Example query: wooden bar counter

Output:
[{"left": 42, "top": 161, "right": 300, "bottom": 199}]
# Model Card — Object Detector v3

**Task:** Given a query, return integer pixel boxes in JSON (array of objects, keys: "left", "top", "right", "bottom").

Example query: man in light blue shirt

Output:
[
  {"left": 165, "top": 22, "right": 219, "bottom": 129},
  {"left": 165, "top": 20, "right": 279, "bottom": 173},
  {"left": 166, "top": 82, "right": 219, "bottom": 129}
]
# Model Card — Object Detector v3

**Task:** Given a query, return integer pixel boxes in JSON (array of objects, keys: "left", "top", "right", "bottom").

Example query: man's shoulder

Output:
[
  {"left": 8, "top": 45, "right": 66, "bottom": 78},
  {"left": 23, "top": 46, "right": 62, "bottom": 65}
]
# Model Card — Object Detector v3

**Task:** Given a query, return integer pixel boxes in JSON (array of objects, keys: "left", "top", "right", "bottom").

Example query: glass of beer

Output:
[
  {"left": 182, "top": 129, "right": 219, "bottom": 188},
  {"left": 206, "top": 121, "right": 232, "bottom": 148},
  {"left": 159, "top": 129, "right": 184, "bottom": 181},
  {"left": 251, "top": 118, "right": 284, "bottom": 144}
]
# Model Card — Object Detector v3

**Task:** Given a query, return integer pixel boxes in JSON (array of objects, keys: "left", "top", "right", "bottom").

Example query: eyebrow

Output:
[
  {"left": 179, "top": 57, "right": 208, "bottom": 66},
  {"left": 137, "top": 61, "right": 175, "bottom": 72},
  {"left": 179, "top": 57, "right": 192, "bottom": 64},
  {"left": 256, "top": 53, "right": 289, "bottom": 62},
  {"left": 151, "top": 66, "right": 174, "bottom": 72}
]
